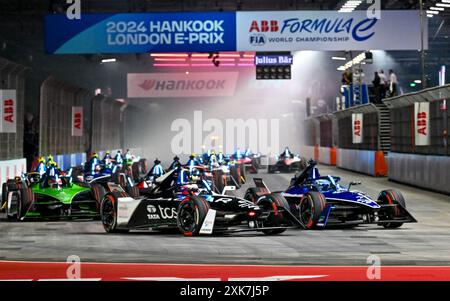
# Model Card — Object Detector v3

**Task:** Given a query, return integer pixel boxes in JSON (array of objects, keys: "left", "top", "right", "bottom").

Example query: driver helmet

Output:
[
  {"left": 38, "top": 156, "right": 45, "bottom": 163},
  {"left": 92, "top": 152, "right": 99, "bottom": 159}
]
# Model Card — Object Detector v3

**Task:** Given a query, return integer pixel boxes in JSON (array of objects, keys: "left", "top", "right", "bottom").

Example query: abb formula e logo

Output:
[
  {"left": 3, "top": 98, "right": 14, "bottom": 124},
  {"left": 416, "top": 111, "right": 427, "bottom": 136},
  {"left": 248, "top": 20, "right": 278, "bottom": 46}
]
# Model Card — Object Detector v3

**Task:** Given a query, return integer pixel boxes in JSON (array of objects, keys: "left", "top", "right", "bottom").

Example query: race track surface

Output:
[{"left": 1, "top": 165, "right": 450, "bottom": 266}]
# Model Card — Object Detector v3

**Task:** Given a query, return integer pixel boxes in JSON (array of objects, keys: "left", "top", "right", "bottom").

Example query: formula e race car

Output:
[
  {"left": 99, "top": 169, "right": 301, "bottom": 236},
  {"left": 1, "top": 172, "right": 106, "bottom": 220},
  {"left": 245, "top": 161, "right": 417, "bottom": 229},
  {"left": 267, "top": 151, "right": 306, "bottom": 174}
]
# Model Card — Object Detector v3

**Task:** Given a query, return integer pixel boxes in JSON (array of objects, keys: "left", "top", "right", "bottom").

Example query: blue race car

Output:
[{"left": 245, "top": 161, "right": 417, "bottom": 230}]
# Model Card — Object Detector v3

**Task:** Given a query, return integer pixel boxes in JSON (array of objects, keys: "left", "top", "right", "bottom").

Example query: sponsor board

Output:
[
  {"left": 127, "top": 72, "right": 239, "bottom": 98},
  {"left": 254, "top": 54, "right": 293, "bottom": 66},
  {"left": 237, "top": 11, "right": 426, "bottom": 51},
  {"left": 0, "top": 90, "right": 17, "bottom": 133},
  {"left": 45, "top": 13, "right": 236, "bottom": 54},
  {"left": 352, "top": 113, "right": 363, "bottom": 144},
  {"left": 414, "top": 102, "right": 430, "bottom": 146},
  {"left": 71, "top": 107, "right": 83, "bottom": 136}
]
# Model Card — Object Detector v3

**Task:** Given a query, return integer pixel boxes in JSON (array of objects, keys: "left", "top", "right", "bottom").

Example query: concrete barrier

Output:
[
  {"left": 0, "top": 158, "right": 27, "bottom": 197},
  {"left": 337, "top": 148, "right": 387, "bottom": 177},
  {"left": 318, "top": 147, "right": 337, "bottom": 166},
  {"left": 389, "top": 152, "right": 450, "bottom": 194}
]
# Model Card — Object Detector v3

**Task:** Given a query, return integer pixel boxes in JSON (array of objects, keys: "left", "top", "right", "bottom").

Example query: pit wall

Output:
[
  {"left": 388, "top": 152, "right": 450, "bottom": 194},
  {"left": 336, "top": 148, "right": 387, "bottom": 177},
  {"left": 300, "top": 145, "right": 336, "bottom": 166}
]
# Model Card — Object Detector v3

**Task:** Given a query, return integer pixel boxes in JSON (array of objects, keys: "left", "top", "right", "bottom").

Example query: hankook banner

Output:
[
  {"left": 127, "top": 72, "right": 239, "bottom": 98},
  {"left": 45, "top": 11, "right": 425, "bottom": 54}
]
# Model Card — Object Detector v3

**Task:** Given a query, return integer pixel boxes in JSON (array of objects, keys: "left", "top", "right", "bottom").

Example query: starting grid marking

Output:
[{"left": 1, "top": 261, "right": 450, "bottom": 281}]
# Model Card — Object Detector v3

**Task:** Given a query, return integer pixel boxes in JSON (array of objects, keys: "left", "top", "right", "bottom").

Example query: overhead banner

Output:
[
  {"left": 45, "top": 10, "right": 424, "bottom": 54},
  {"left": 352, "top": 113, "right": 363, "bottom": 144},
  {"left": 45, "top": 12, "right": 236, "bottom": 54},
  {"left": 414, "top": 102, "right": 430, "bottom": 146},
  {"left": 71, "top": 106, "right": 83, "bottom": 136},
  {"left": 237, "top": 10, "right": 426, "bottom": 51},
  {"left": 127, "top": 72, "right": 239, "bottom": 98},
  {"left": 0, "top": 90, "right": 17, "bottom": 133}
]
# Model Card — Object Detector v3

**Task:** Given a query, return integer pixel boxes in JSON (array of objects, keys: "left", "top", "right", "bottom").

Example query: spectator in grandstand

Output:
[
  {"left": 389, "top": 69, "right": 398, "bottom": 97},
  {"left": 372, "top": 71, "right": 381, "bottom": 103}
]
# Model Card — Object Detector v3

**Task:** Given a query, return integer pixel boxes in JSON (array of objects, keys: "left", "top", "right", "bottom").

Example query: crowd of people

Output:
[{"left": 372, "top": 69, "right": 398, "bottom": 102}]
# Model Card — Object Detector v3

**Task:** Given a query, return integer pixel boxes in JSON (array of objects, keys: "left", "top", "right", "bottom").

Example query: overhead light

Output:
[
  {"left": 430, "top": 7, "right": 445, "bottom": 11},
  {"left": 101, "top": 58, "right": 116, "bottom": 63},
  {"left": 436, "top": 3, "right": 450, "bottom": 8},
  {"left": 414, "top": 80, "right": 422, "bottom": 84},
  {"left": 332, "top": 56, "right": 347, "bottom": 61},
  {"left": 427, "top": 10, "right": 439, "bottom": 14}
]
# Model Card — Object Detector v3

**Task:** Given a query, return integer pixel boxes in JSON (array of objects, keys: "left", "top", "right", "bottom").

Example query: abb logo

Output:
[
  {"left": 3, "top": 98, "right": 14, "bottom": 123},
  {"left": 249, "top": 20, "right": 279, "bottom": 32},
  {"left": 73, "top": 112, "right": 82, "bottom": 130},
  {"left": 416, "top": 111, "right": 427, "bottom": 136},
  {"left": 354, "top": 120, "right": 361, "bottom": 137}
]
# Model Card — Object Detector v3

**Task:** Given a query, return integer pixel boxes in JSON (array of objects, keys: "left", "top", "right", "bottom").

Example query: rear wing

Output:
[{"left": 253, "top": 178, "right": 271, "bottom": 193}]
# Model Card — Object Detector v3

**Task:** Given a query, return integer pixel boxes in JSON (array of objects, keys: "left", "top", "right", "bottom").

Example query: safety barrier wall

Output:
[
  {"left": 0, "top": 57, "right": 27, "bottom": 161},
  {"left": 318, "top": 147, "right": 337, "bottom": 166},
  {"left": 337, "top": 148, "right": 387, "bottom": 177},
  {"left": 388, "top": 152, "right": 450, "bottom": 194},
  {"left": 385, "top": 85, "right": 450, "bottom": 156},
  {"left": 0, "top": 158, "right": 27, "bottom": 197},
  {"left": 39, "top": 77, "right": 90, "bottom": 156}
]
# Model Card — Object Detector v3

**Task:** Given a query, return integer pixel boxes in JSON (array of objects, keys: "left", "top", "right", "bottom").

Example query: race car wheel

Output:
[
  {"left": 139, "top": 159, "right": 148, "bottom": 174},
  {"left": 131, "top": 163, "right": 140, "bottom": 182},
  {"left": 10, "top": 188, "right": 34, "bottom": 221},
  {"left": 268, "top": 165, "right": 276, "bottom": 174},
  {"left": 126, "top": 186, "right": 140, "bottom": 198},
  {"left": 257, "top": 193, "right": 290, "bottom": 235},
  {"left": 1, "top": 182, "right": 9, "bottom": 208},
  {"left": 91, "top": 184, "right": 107, "bottom": 210},
  {"left": 177, "top": 196, "right": 210, "bottom": 236},
  {"left": 213, "top": 170, "right": 227, "bottom": 194},
  {"left": 111, "top": 172, "right": 127, "bottom": 188},
  {"left": 378, "top": 189, "right": 406, "bottom": 229},
  {"left": 244, "top": 187, "right": 268, "bottom": 204},
  {"left": 100, "top": 194, "right": 129, "bottom": 233},
  {"left": 299, "top": 192, "right": 326, "bottom": 230}
]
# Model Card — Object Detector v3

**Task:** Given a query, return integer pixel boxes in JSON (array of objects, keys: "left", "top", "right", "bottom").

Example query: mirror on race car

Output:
[{"left": 348, "top": 181, "right": 362, "bottom": 191}]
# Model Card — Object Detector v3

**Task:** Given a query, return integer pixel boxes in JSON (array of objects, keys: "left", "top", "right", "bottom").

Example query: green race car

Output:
[{"left": 1, "top": 172, "right": 106, "bottom": 220}]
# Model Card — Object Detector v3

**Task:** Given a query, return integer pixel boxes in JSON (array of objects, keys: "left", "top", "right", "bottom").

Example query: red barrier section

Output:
[
  {"left": 314, "top": 145, "right": 319, "bottom": 161},
  {"left": 0, "top": 261, "right": 450, "bottom": 281},
  {"left": 330, "top": 147, "right": 337, "bottom": 166},
  {"left": 374, "top": 151, "right": 388, "bottom": 177}
]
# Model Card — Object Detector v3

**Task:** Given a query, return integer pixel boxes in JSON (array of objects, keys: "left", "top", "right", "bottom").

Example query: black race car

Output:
[{"left": 99, "top": 169, "right": 301, "bottom": 236}]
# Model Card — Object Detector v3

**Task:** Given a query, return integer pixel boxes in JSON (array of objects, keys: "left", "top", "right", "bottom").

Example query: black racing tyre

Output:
[
  {"left": 111, "top": 172, "right": 127, "bottom": 188},
  {"left": 1, "top": 182, "right": 8, "bottom": 208},
  {"left": 126, "top": 185, "right": 140, "bottom": 198},
  {"left": 268, "top": 165, "right": 276, "bottom": 174},
  {"left": 213, "top": 170, "right": 226, "bottom": 194},
  {"left": 139, "top": 159, "right": 148, "bottom": 174},
  {"left": 91, "top": 184, "right": 107, "bottom": 210},
  {"left": 177, "top": 196, "right": 210, "bottom": 236},
  {"left": 16, "top": 188, "right": 34, "bottom": 220},
  {"left": 131, "top": 162, "right": 140, "bottom": 181},
  {"left": 100, "top": 194, "right": 129, "bottom": 233},
  {"left": 299, "top": 192, "right": 326, "bottom": 230},
  {"left": 378, "top": 189, "right": 406, "bottom": 229},
  {"left": 257, "top": 193, "right": 290, "bottom": 235},
  {"left": 230, "top": 165, "right": 242, "bottom": 187},
  {"left": 244, "top": 187, "right": 268, "bottom": 204}
]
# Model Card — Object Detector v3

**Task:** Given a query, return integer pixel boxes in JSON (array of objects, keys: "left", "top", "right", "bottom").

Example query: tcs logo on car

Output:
[{"left": 248, "top": 20, "right": 279, "bottom": 46}]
